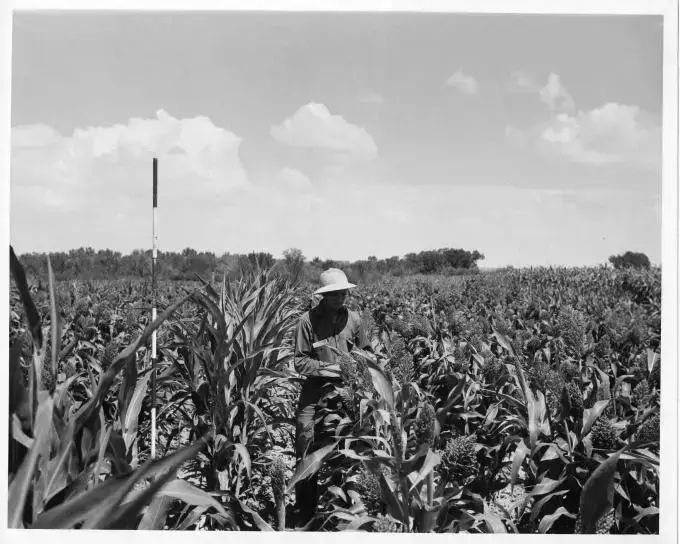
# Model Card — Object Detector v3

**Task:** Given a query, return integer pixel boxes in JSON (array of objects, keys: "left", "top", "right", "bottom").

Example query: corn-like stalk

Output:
[
  {"left": 388, "top": 409, "right": 411, "bottom": 527},
  {"left": 414, "top": 402, "right": 436, "bottom": 508},
  {"left": 8, "top": 247, "right": 214, "bottom": 529},
  {"left": 271, "top": 457, "right": 287, "bottom": 531},
  {"left": 180, "top": 268, "right": 300, "bottom": 498}
]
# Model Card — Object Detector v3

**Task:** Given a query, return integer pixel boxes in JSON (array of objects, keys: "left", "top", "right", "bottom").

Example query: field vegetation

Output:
[{"left": 8, "top": 247, "right": 661, "bottom": 533}]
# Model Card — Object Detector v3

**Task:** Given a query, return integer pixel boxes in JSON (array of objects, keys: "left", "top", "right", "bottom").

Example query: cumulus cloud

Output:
[
  {"left": 11, "top": 110, "right": 248, "bottom": 202},
  {"left": 12, "top": 124, "right": 63, "bottom": 148},
  {"left": 445, "top": 70, "right": 479, "bottom": 95},
  {"left": 10, "top": 110, "right": 251, "bottom": 250},
  {"left": 279, "top": 167, "right": 313, "bottom": 192},
  {"left": 505, "top": 72, "right": 658, "bottom": 167},
  {"left": 508, "top": 71, "right": 574, "bottom": 111},
  {"left": 357, "top": 90, "right": 384, "bottom": 104},
  {"left": 506, "top": 102, "right": 661, "bottom": 167},
  {"left": 504, "top": 125, "right": 529, "bottom": 148},
  {"left": 508, "top": 71, "right": 538, "bottom": 92},
  {"left": 270, "top": 102, "right": 378, "bottom": 163},
  {"left": 540, "top": 73, "right": 575, "bottom": 111}
]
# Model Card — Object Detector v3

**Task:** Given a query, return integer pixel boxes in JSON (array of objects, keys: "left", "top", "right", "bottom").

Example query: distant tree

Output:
[
  {"left": 320, "top": 259, "right": 340, "bottom": 271},
  {"left": 471, "top": 250, "right": 484, "bottom": 262},
  {"left": 15, "top": 243, "right": 486, "bottom": 282},
  {"left": 351, "top": 261, "right": 368, "bottom": 283},
  {"left": 283, "top": 248, "right": 306, "bottom": 284},
  {"left": 420, "top": 250, "right": 446, "bottom": 273},
  {"left": 609, "top": 251, "right": 651, "bottom": 270},
  {"left": 247, "top": 252, "right": 275, "bottom": 270}
]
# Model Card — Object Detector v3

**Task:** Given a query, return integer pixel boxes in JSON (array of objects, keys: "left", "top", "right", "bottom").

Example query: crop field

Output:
[{"left": 8, "top": 253, "right": 661, "bottom": 533}]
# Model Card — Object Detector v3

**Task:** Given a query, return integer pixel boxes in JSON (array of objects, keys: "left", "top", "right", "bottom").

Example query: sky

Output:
[{"left": 7, "top": 10, "right": 665, "bottom": 268}]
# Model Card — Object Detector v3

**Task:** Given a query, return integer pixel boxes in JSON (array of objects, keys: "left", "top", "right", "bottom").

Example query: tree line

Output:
[
  {"left": 608, "top": 251, "right": 651, "bottom": 270},
  {"left": 15, "top": 246, "right": 486, "bottom": 283}
]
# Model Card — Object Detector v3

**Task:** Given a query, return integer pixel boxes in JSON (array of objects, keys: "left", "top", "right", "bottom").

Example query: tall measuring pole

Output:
[{"left": 151, "top": 158, "right": 159, "bottom": 459}]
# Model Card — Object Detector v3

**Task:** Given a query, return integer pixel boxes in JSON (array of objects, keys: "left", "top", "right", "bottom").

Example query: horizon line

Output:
[{"left": 10, "top": 244, "right": 660, "bottom": 270}]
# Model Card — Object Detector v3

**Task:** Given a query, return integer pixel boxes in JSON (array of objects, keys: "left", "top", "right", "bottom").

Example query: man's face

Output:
[{"left": 323, "top": 290, "right": 348, "bottom": 312}]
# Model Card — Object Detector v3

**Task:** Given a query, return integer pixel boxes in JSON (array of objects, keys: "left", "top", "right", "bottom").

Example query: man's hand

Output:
[{"left": 316, "top": 363, "right": 341, "bottom": 377}]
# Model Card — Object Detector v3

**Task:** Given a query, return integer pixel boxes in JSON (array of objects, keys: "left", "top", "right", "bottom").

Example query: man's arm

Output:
[{"left": 294, "top": 318, "right": 341, "bottom": 377}]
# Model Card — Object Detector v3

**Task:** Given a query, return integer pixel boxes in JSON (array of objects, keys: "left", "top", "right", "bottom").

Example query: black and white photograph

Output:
[{"left": 2, "top": 0, "right": 678, "bottom": 538}]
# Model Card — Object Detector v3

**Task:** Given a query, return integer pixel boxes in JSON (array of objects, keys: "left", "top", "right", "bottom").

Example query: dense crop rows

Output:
[{"left": 8, "top": 251, "right": 661, "bottom": 533}]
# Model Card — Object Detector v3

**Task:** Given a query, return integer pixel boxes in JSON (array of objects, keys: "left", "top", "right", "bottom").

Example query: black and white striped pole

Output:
[{"left": 151, "top": 157, "right": 159, "bottom": 459}]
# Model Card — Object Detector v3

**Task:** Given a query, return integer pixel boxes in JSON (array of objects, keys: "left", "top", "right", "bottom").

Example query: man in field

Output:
[{"left": 292, "top": 268, "right": 371, "bottom": 526}]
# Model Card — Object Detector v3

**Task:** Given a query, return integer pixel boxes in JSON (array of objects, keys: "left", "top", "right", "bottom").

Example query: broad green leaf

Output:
[
  {"left": 90, "top": 423, "right": 112, "bottom": 489},
  {"left": 367, "top": 362, "right": 394, "bottom": 408},
  {"left": 409, "top": 450, "right": 441, "bottom": 491},
  {"left": 238, "top": 499, "right": 274, "bottom": 531},
  {"left": 526, "top": 389, "right": 540, "bottom": 449},
  {"left": 583, "top": 435, "right": 593, "bottom": 458},
  {"left": 9, "top": 338, "right": 28, "bottom": 419},
  {"left": 478, "top": 512, "right": 507, "bottom": 533},
  {"left": 72, "top": 292, "right": 196, "bottom": 432},
  {"left": 511, "top": 440, "right": 530, "bottom": 485},
  {"left": 42, "top": 433, "right": 77, "bottom": 505},
  {"left": 402, "top": 443, "right": 430, "bottom": 473},
  {"left": 137, "top": 494, "right": 172, "bottom": 530},
  {"left": 156, "top": 478, "right": 231, "bottom": 519},
  {"left": 646, "top": 349, "right": 658, "bottom": 374},
  {"left": 436, "top": 378, "right": 466, "bottom": 420},
  {"left": 615, "top": 483, "right": 630, "bottom": 502},
  {"left": 96, "top": 469, "right": 180, "bottom": 529},
  {"left": 587, "top": 364, "right": 612, "bottom": 402},
  {"left": 619, "top": 449, "right": 659, "bottom": 468},
  {"left": 344, "top": 435, "right": 392, "bottom": 450},
  {"left": 486, "top": 390, "right": 525, "bottom": 411},
  {"left": 32, "top": 463, "right": 125, "bottom": 529},
  {"left": 633, "top": 506, "right": 659, "bottom": 522},
  {"left": 345, "top": 515, "right": 375, "bottom": 530},
  {"left": 579, "top": 450, "right": 622, "bottom": 533},
  {"left": 538, "top": 443, "right": 569, "bottom": 464},
  {"left": 339, "top": 449, "right": 372, "bottom": 461},
  {"left": 530, "top": 489, "right": 569, "bottom": 522},
  {"left": 118, "top": 357, "right": 138, "bottom": 432},
  {"left": 327, "top": 485, "right": 347, "bottom": 502},
  {"left": 11, "top": 414, "right": 34, "bottom": 449},
  {"left": 538, "top": 506, "right": 575, "bottom": 533},
  {"left": 534, "top": 390, "right": 551, "bottom": 436},
  {"left": 285, "top": 441, "right": 338, "bottom": 493},
  {"left": 245, "top": 400, "right": 275, "bottom": 443},
  {"left": 33, "top": 436, "right": 208, "bottom": 529},
  {"left": 8, "top": 395, "right": 55, "bottom": 528},
  {"left": 53, "top": 375, "right": 78, "bottom": 411},
  {"left": 582, "top": 400, "right": 611, "bottom": 438},
  {"left": 10, "top": 246, "right": 43, "bottom": 350},
  {"left": 123, "top": 371, "right": 152, "bottom": 452},
  {"left": 176, "top": 505, "right": 209, "bottom": 530},
  {"left": 378, "top": 472, "right": 408, "bottom": 524},
  {"left": 527, "top": 477, "right": 565, "bottom": 497},
  {"left": 231, "top": 443, "right": 252, "bottom": 479},
  {"left": 484, "top": 403, "right": 500, "bottom": 427},
  {"left": 491, "top": 329, "right": 515, "bottom": 357},
  {"left": 46, "top": 256, "right": 61, "bottom": 394},
  {"left": 194, "top": 272, "right": 220, "bottom": 300}
]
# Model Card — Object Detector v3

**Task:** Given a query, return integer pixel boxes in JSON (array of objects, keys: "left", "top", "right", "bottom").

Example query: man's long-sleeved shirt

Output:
[{"left": 294, "top": 301, "right": 370, "bottom": 378}]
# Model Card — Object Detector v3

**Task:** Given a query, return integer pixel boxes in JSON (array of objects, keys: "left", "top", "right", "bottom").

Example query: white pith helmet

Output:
[{"left": 314, "top": 268, "right": 356, "bottom": 295}]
